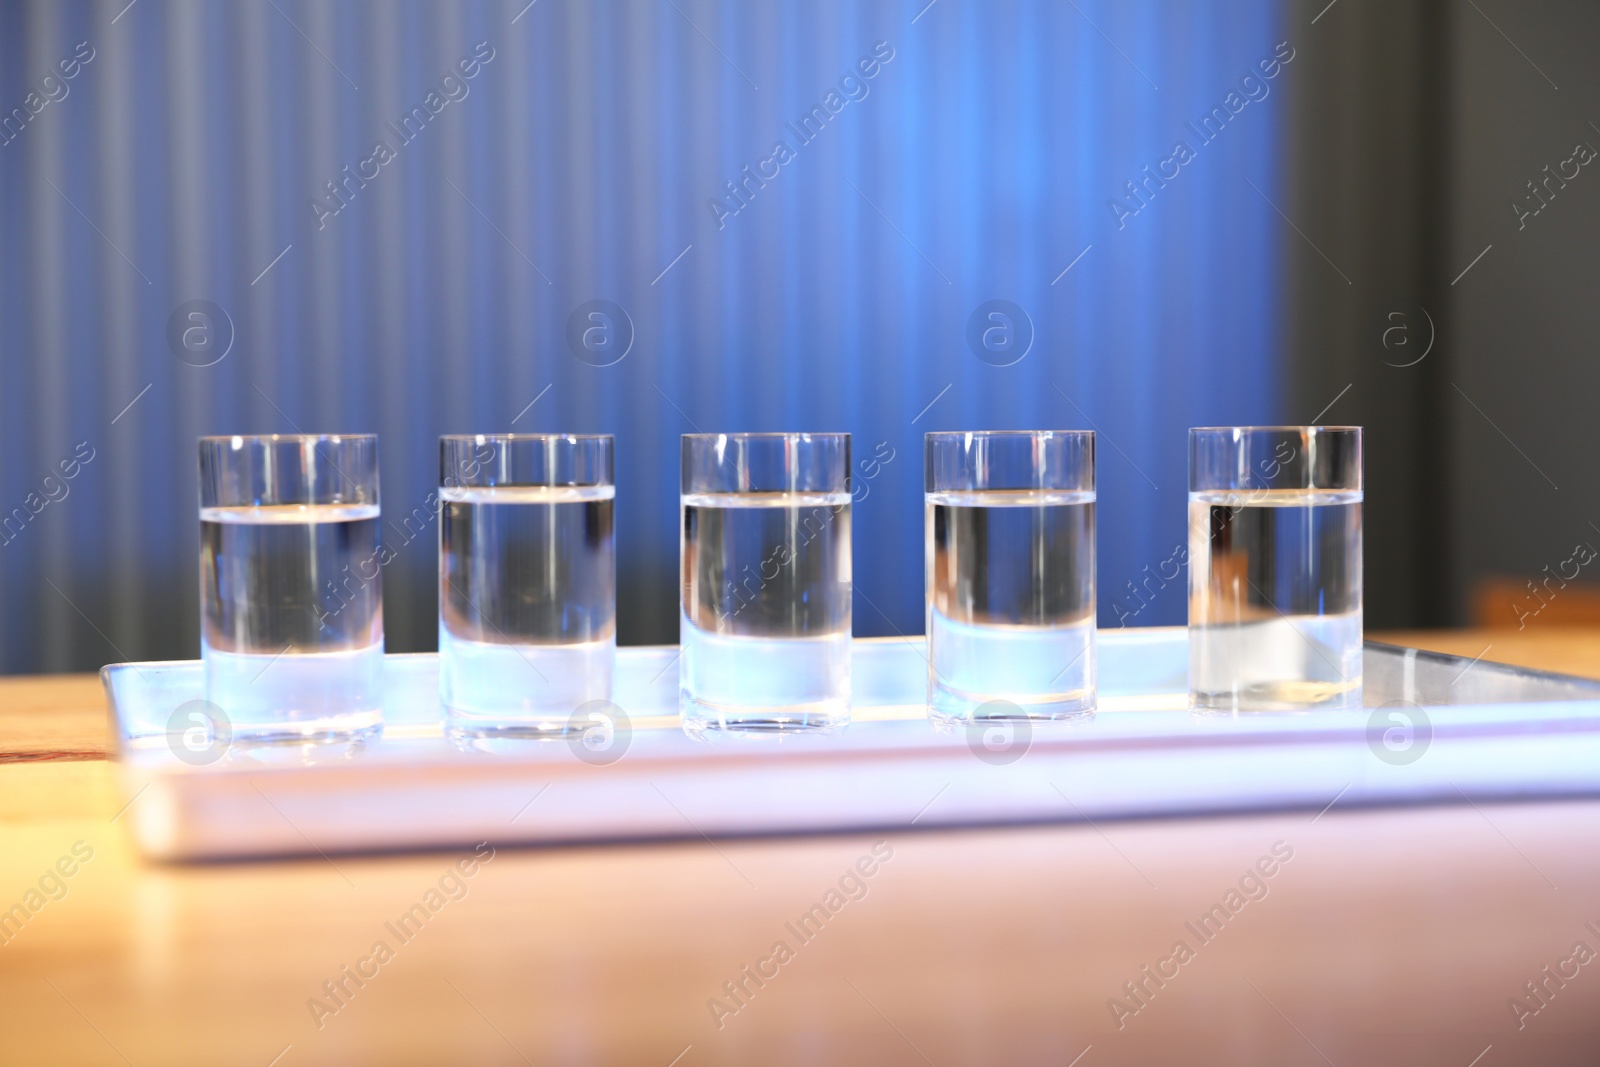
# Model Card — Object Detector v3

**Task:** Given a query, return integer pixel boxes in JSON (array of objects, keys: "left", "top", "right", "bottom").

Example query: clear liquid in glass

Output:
[
  {"left": 926, "top": 490, "right": 1096, "bottom": 721},
  {"left": 679, "top": 491, "right": 851, "bottom": 734},
  {"left": 438, "top": 485, "right": 615, "bottom": 735},
  {"left": 1188, "top": 489, "right": 1363, "bottom": 711},
  {"left": 199, "top": 503, "right": 384, "bottom": 740}
]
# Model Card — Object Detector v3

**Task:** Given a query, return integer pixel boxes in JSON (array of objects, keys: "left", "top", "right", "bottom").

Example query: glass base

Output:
[
  {"left": 203, "top": 642, "right": 385, "bottom": 743},
  {"left": 679, "top": 695, "right": 850, "bottom": 740},
  {"left": 438, "top": 631, "right": 614, "bottom": 722},
  {"left": 222, "top": 735, "right": 374, "bottom": 765},
  {"left": 229, "top": 712, "right": 384, "bottom": 745},
  {"left": 1190, "top": 680, "right": 1364, "bottom": 714},
  {"left": 928, "top": 684, "right": 1095, "bottom": 726},
  {"left": 444, "top": 713, "right": 589, "bottom": 741},
  {"left": 1188, "top": 613, "right": 1362, "bottom": 713}
]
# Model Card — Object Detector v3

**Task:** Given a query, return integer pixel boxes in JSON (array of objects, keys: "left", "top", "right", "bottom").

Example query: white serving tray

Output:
[{"left": 103, "top": 629, "right": 1600, "bottom": 861}]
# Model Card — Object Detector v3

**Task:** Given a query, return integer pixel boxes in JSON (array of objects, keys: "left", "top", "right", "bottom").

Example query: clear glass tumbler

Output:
[
  {"left": 1188, "top": 426, "right": 1363, "bottom": 712},
  {"left": 438, "top": 434, "right": 615, "bottom": 738},
  {"left": 198, "top": 434, "right": 384, "bottom": 741},
  {"left": 925, "top": 431, "right": 1097, "bottom": 723},
  {"left": 679, "top": 433, "right": 852, "bottom": 736}
]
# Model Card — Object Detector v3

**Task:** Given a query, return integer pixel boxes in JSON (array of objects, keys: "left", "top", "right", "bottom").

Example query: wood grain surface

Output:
[
  {"left": 0, "top": 673, "right": 107, "bottom": 763},
  {"left": 0, "top": 631, "right": 1597, "bottom": 1065}
]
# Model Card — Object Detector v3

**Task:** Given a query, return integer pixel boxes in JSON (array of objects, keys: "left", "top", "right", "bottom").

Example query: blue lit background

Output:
[{"left": 0, "top": 0, "right": 1284, "bottom": 671}]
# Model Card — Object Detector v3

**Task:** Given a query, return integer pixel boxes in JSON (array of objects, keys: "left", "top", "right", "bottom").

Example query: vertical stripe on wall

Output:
[{"left": 0, "top": 0, "right": 1284, "bottom": 671}]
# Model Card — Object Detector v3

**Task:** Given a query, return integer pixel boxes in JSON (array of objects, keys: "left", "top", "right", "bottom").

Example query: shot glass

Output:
[
  {"left": 925, "top": 431, "right": 1097, "bottom": 723},
  {"left": 1188, "top": 426, "right": 1363, "bottom": 712},
  {"left": 679, "top": 433, "right": 852, "bottom": 736},
  {"left": 198, "top": 434, "right": 384, "bottom": 742},
  {"left": 438, "top": 434, "right": 615, "bottom": 738}
]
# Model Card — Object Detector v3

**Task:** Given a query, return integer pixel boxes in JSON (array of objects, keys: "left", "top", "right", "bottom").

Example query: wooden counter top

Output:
[{"left": 2, "top": 631, "right": 1597, "bottom": 1064}]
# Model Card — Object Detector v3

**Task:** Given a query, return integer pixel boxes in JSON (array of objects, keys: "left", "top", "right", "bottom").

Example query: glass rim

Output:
[
  {"left": 924, "top": 429, "right": 1093, "bottom": 438},
  {"left": 681, "top": 431, "right": 849, "bottom": 441},
  {"left": 681, "top": 432, "right": 849, "bottom": 493},
  {"left": 439, "top": 432, "right": 613, "bottom": 443},
  {"left": 1190, "top": 423, "right": 1361, "bottom": 492},
  {"left": 1189, "top": 425, "right": 1361, "bottom": 434},
  {"left": 198, "top": 433, "right": 376, "bottom": 445},
  {"left": 925, "top": 428, "right": 1094, "bottom": 492}
]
